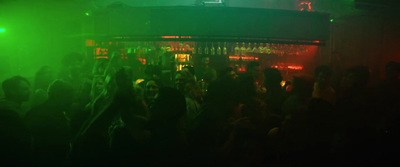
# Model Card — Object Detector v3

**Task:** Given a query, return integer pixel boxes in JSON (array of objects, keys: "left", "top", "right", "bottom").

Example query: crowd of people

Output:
[{"left": 0, "top": 52, "right": 400, "bottom": 166}]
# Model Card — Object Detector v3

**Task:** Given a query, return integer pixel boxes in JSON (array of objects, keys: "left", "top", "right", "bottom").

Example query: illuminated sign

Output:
[{"left": 229, "top": 56, "right": 259, "bottom": 61}]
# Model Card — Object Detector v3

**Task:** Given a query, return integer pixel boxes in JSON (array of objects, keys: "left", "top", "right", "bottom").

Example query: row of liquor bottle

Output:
[
  {"left": 122, "top": 41, "right": 310, "bottom": 56},
  {"left": 190, "top": 42, "right": 282, "bottom": 56},
  {"left": 163, "top": 42, "right": 310, "bottom": 56}
]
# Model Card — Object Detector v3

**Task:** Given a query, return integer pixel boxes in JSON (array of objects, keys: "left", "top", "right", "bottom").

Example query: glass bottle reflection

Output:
[
  {"left": 205, "top": 42, "right": 209, "bottom": 55},
  {"left": 198, "top": 43, "right": 202, "bottom": 54},
  {"left": 234, "top": 42, "right": 240, "bottom": 56},
  {"left": 240, "top": 42, "right": 246, "bottom": 56},
  {"left": 259, "top": 43, "right": 264, "bottom": 53},
  {"left": 252, "top": 43, "right": 258, "bottom": 53},
  {"left": 223, "top": 42, "right": 228, "bottom": 55},
  {"left": 246, "top": 42, "right": 252, "bottom": 53},
  {"left": 192, "top": 43, "right": 196, "bottom": 54},
  {"left": 217, "top": 42, "right": 222, "bottom": 55},
  {"left": 211, "top": 42, "right": 215, "bottom": 55}
]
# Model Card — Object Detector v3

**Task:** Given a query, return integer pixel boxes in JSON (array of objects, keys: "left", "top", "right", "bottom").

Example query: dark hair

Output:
[
  {"left": 144, "top": 65, "right": 162, "bottom": 76},
  {"left": 292, "top": 74, "right": 315, "bottom": 98},
  {"left": 151, "top": 87, "right": 186, "bottom": 123},
  {"left": 386, "top": 61, "right": 400, "bottom": 71},
  {"left": 315, "top": 65, "right": 332, "bottom": 77},
  {"left": 182, "top": 66, "right": 195, "bottom": 76},
  {"left": 247, "top": 61, "right": 260, "bottom": 69},
  {"left": 348, "top": 66, "right": 370, "bottom": 87},
  {"left": 47, "top": 80, "right": 74, "bottom": 100},
  {"left": 145, "top": 78, "right": 163, "bottom": 88},
  {"left": 2, "top": 76, "right": 30, "bottom": 98},
  {"left": 218, "top": 67, "right": 234, "bottom": 78},
  {"left": 33, "top": 66, "right": 54, "bottom": 90},
  {"left": 264, "top": 68, "right": 283, "bottom": 86}
]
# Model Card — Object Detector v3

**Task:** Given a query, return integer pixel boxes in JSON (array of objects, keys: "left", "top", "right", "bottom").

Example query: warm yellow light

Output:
[
  {"left": 135, "top": 79, "right": 145, "bottom": 85},
  {"left": 280, "top": 81, "right": 286, "bottom": 87}
]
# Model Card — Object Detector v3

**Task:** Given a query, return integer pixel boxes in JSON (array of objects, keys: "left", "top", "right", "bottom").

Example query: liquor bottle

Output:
[
  {"left": 198, "top": 43, "right": 202, "bottom": 54},
  {"left": 184, "top": 42, "right": 190, "bottom": 52},
  {"left": 240, "top": 42, "right": 246, "bottom": 56},
  {"left": 259, "top": 43, "right": 264, "bottom": 53},
  {"left": 217, "top": 42, "right": 222, "bottom": 55},
  {"left": 223, "top": 42, "right": 228, "bottom": 55},
  {"left": 192, "top": 43, "right": 196, "bottom": 54},
  {"left": 246, "top": 42, "right": 252, "bottom": 53},
  {"left": 204, "top": 42, "right": 209, "bottom": 55},
  {"left": 265, "top": 43, "right": 271, "bottom": 54},
  {"left": 211, "top": 42, "right": 215, "bottom": 55},
  {"left": 252, "top": 43, "right": 258, "bottom": 53},
  {"left": 234, "top": 42, "right": 240, "bottom": 56}
]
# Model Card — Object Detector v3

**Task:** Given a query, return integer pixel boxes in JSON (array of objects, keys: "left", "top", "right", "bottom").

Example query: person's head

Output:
[
  {"left": 174, "top": 70, "right": 192, "bottom": 93},
  {"left": 182, "top": 66, "right": 195, "bottom": 77},
  {"left": 219, "top": 67, "right": 238, "bottom": 80},
  {"left": 145, "top": 79, "right": 162, "bottom": 102},
  {"left": 34, "top": 66, "right": 55, "bottom": 91},
  {"left": 346, "top": 66, "right": 370, "bottom": 88},
  {"left": 47, "top": 80, "right": 74, "bottom": 108},
  {"left": 385, "top": 61, "right": 400, "bottom": 81},
  {"left": 2, "top": 76, "right": 31, "bottom": 103},
  {"left": 116, "top": 67, "right": 134, "bottom": 91},
  {"left": 247, "top": 61, "right": 260, "bottom": 77},
  {"left": 264, "top": 68, "right": 283, "bottom": 88},
  {"left": 144, "top": 65, "right": 162, "bottom": 80},
  {"left": 315, "top": 65, "right": 332, "bottom": 87},
  {"left": 292, "top": 74, "right": 315, "bottom": 98},
  {"left": 202, "top": 56, "right": 210, "bottom": 66},
  {"left": 151, "top": 87, "right": 186, "bottom": 126}
]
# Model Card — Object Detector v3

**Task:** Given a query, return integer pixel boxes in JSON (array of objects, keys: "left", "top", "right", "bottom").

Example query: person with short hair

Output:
[
  {"left": 312, "top": 65, "right": 336, "bottom": 105},
  {"left": 24, "top": 80, "right": 75, "bottom": 166},
  {"left": 0, "top": 76, "right": 31, "bottom": 166}
]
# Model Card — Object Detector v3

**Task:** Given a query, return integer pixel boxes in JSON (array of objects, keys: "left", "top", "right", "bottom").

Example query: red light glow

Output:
[
  {"left": 95, "top": 56, "right": 108, "bottom": 59},
  {"left": 229, "top": 56, "right": 240, "bottom": 60},
  {"left": 288, "top": 65, "right": 304, "bottom": 70},
  {"left": 138, "top": 58, "right": 146, "bottom": 65},
  {"left": 161, "top": 36, "right": 179, "bottom": 39},
  {"left": 229, "top": 56, "right": 259, "bottom": 61},
  {"left": 298, "top": 1, "right": 313, "bottom": 12}
]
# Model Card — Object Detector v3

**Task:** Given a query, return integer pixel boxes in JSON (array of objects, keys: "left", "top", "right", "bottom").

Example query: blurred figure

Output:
[
  {"left": 25, "top": 80, "right": 75, "bottom": 166},
  {"left": 282, "top": 74, "right": 315, "bottom": 117},
  {"left": 264, "top": 68, "right": 285, "bottom": 115},
  {"left": 30, "top": 66, "right": 56, "bottom": 108},
  {"left": 0, "top": 76, "right": 31, "bottom": 117},
  {"left": 138, "top": 65, "right": 162, "bottom": 88},
  {"left": 246, "top": 61, "right": 260, "bottom": 80},
  {"left": 148, "top": 87, "right": 188, "bottom": 166},
  {"left": 0, "top": 76, "right": 31, "bottom": 166},
  {"left": 174, "top": 71, "right": 203, "bottom": 130},
  {"left": 197, "top": 56, "right": 217, "bottom": 84},
  {"left": 183, "top": 66, "right": 197, "bottom": 81},
  {"left": 384, "top": 61, "right": 400, "bottom": 82},
  {"left": 218, "top": 67, "right": 238, "bottom": 80},
  {"left": 312, "top": 65, "right": 336, "bottom": 105},
  {"left": 333, "top": 66, "right": 381, "bottom": 165},
  {"left": 144, "top": 78, "right": 162, "bottom": 110}
]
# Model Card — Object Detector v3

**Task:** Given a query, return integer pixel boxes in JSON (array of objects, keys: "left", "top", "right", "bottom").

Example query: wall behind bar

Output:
[{"left": 97, "top": 7, "right": 330, "bottom": 41}]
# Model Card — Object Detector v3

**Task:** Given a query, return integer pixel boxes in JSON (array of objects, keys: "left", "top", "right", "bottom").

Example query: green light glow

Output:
[
  {"left": 0, "top": 29, "right": 5, "bottom": 32},
  {"left": 85, "top": 12, "right": 90, "bottom": 16},
  {"left": 330, "top": 19, "right": 334, "bottom": 22}
]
